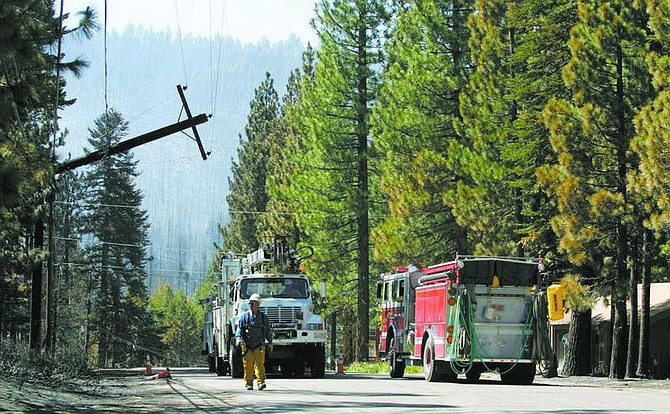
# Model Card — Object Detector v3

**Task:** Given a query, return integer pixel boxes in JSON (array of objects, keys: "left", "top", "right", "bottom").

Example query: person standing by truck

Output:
[{"left": 235, "top": 293, "right": 273, "bottom": 390}]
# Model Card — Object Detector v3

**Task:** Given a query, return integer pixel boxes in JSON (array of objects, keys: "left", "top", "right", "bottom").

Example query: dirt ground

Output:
[{"left": 0, "top": 369, "right": 190, "bottom": 413}]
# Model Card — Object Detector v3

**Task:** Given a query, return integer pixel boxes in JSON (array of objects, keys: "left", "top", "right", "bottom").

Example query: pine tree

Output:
[
  {"left": 371, "top": 0, "right": 473, "bottom": 266},
  {"left": 450, "top": 0, "right": 575, "bottom": 257},
  {"left": 80, "top": 109, "right": 159, "bottom": 367},
  {"left": 542, "top": 0, "right": 651, "bottom": 379},
  {"left": 0, "top": 0, "right": 95, "bottom": 342},
  {"left": 630, "top": 0, "right": 670, "bottom": 378},
  {"left": 287, "top": 0, "right": 390, "bottom": 361},
  {"left": 222, "top": 72, "right": 280, "bottom": 253},
  {"left": 260, "top": 45, "right": 320, "bottom": 243}
]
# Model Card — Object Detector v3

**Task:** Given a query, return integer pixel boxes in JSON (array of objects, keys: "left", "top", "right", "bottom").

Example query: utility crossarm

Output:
[{"left": 56, "top": 85, "right": 209, "bottom": 174}]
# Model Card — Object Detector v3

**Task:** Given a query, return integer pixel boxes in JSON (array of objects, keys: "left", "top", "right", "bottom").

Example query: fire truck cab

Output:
[{"left": 378, "top": 255, "right": 545, "bottom": 384}]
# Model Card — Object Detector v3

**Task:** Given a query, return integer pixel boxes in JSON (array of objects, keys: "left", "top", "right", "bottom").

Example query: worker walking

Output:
[{"left": 236, "top": 293, "right": 273, "bottom": 390}]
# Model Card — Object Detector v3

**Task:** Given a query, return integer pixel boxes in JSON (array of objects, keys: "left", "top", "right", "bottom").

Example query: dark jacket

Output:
[{"left": 235, "top": 309, "right": 273, "bottom": 350}]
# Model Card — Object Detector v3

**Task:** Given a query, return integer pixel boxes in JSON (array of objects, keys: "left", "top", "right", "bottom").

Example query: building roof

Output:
[{"left": 550, "top": 282, "right": 670, "bottom": 325}]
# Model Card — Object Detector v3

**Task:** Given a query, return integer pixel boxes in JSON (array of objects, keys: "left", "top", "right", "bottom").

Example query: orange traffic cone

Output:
[
  {"left": 158, "top": 367, "right": 171, "bottom": 379},
  {"left": 144, "top": 355, "right": 153, "bottom": 376},
  {"left": 336, "top": 359, "right": 345, "bottom": 375}
]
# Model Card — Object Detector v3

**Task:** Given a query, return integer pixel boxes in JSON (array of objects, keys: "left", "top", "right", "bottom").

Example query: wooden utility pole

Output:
[{"left": 30, "top": 219, "right": 44, "bottom": 350}]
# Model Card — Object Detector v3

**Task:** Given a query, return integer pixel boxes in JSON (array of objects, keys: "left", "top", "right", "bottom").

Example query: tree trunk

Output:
[
  {"left": 562, "top": 309, "right": 591, "bottom": 376},
  {"left": 355, "top": 12, "right": 370, "bottom": 362},
  {"left": 626, "top": 239, "right": 639, "bottom": 378},
  {"left": 608, "top": 30, "right": 629, "bottom": 381},
  {"left": 636, "top": 228, "right": 652, "bottom": 377},
  {"left": 609, "top": 299, "right": 628, "bottom": 379}
]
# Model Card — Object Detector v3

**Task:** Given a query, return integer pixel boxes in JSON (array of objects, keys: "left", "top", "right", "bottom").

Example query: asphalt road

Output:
[
  {"left": 2, "top": 367, "right": 669, "bottom": 413},
  {"left": 138, "top": 368, "right": 670, "bottom": 413}
]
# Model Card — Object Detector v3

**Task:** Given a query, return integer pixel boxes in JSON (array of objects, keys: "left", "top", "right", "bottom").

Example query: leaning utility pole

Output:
[{"left": 31, "top": 85, "right": 209, "bottom": 352}]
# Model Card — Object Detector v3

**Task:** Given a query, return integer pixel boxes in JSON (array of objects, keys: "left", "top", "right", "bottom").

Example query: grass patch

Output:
[{"left": 345, "top": 361, "right": 422, "bottom": 374}]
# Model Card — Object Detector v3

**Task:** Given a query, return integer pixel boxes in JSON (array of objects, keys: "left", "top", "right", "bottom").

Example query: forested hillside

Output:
[{"left": 58, "top": 27, "right": 306, "bottom": 295}]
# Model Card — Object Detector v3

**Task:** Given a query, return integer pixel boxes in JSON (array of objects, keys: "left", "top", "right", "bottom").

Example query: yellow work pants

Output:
[{"left": 242, "top": 345, "right": 266, "bottom": 387}]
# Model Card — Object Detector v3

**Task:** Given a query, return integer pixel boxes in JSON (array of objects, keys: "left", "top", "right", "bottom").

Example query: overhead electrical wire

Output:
[
  {"left": 211, "top": 0, "right": 227, "bottom": 119},
  {"left": 104, "top": 0, "right": 109, "bottom": 114},
  {"left": 55, "top": 235, "right": 213, "bottom": 255},
  {"left": 55, "top": 262, "right": 210, "bottom": 275},
  {"left": 174, "top": 0, "right": 189, "bottom": 87}
]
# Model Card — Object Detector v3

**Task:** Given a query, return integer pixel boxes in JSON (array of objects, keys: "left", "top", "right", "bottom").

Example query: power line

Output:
[
  {"left": 174, "top": 0, "right": 189, "bottom": 87},
  {"left": 103, "top": 0, "right": 109, "bottom": 114},
  {"left": 54, "top": 200, "right": 227, "bottom": 216},
  {"left": 55, "top": 236, "right": 214, "bottom": 254},
  {"left": 54, "top": 200, "right": 326, "bottom": 217},
  {"left": 56, "top": 261, "right": 209, "bottom": 275}
]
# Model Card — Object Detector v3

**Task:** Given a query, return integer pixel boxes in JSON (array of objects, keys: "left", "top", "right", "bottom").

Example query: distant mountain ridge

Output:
[{"left": 58, "top": 26, "right": 306, "bottom": 296}]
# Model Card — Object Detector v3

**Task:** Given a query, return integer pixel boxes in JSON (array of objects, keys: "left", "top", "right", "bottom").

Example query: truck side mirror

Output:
[
  {"left": 376, "top": 282, "right": 382, "bottom": 299},
  {"left": 399, "top": 280, "right": 405, "bottom": 298}
]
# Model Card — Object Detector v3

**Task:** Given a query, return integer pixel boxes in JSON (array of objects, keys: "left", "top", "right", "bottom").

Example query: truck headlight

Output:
[{"left": 307, "top": 323, "right": 323, "bottom": 330}]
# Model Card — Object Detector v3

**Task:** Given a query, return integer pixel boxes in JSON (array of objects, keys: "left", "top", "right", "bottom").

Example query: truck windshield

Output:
[{"left": 240, "top": 278, "right": 308, "bottom": 299}]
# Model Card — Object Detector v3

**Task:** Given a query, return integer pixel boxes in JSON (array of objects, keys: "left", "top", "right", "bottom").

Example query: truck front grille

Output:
[{"left": 261, "top": 306, "right": 301, "bottom": 327}]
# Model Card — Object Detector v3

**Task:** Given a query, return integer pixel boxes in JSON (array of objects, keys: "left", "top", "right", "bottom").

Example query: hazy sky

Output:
[{"left": 58, "top": 0, "right": 319, "bottom": 45}]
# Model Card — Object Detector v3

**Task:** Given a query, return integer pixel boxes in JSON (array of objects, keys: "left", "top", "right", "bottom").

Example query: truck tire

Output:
[
  {"left": 229, "top": 343, "right": 244, "bottom": 378},
  {"left": 310, "top": 345, "right": 326, "bottom": 378},
  {"left": 423, "top": 336, "right": 456, "bottom": 382},
  {"left": 389, "top": 338, "right": 405, "bottom": 379},
  {"left": 501, "top": 363, "right": 535, "bottom": 385},
  {"left": 213, "top": 342, "right": 227, "bottom": 376},
  {"left": 208, "top": 352, "right": 216, "bottom": 373}
]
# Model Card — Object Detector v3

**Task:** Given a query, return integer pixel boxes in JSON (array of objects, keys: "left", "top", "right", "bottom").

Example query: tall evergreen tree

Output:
[
  {"left": 287, "top": 0, "right": 390, "bottom": 361},
  {"left": 0, "top": 0, "right": 94, "bottom": 342},
  {"left": 222, "top": 72, "right": 280, "bottom": 253},
  {"left": 449, "top": 0, "right": 574, "bottom": 257},
  {"left": 372, "top": 0, "right": 473, "bottom": 267},
  {"left": 258, "top": 60, "right": 311, "bottom": 245},
  {"left": 81, "top": 109, "right": 159, "bottom": 367},
  {"left": 542, "top": 0, "right": 651, "bottom": 379},
  {"left": 630, "top": 0, "right": 670, "bottom": 378}
]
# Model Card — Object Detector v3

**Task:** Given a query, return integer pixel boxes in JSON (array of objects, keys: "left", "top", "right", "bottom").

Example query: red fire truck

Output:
[{"left": 377, "top": 255, "right": 546, "bottom": 384}]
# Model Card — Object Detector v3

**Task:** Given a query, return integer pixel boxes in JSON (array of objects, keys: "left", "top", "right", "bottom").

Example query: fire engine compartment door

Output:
[
  {"left": 473, "top": 323, "right": 527, "bottom": 360},
  {"left": 472, "top": 286, "right": 531, "bottom": 324},
  {"left": 414, "top": 283, "right": 449, "bottom": 358},
  {"left": 470, "top": 285, "right": 531, "bottom": 360}
]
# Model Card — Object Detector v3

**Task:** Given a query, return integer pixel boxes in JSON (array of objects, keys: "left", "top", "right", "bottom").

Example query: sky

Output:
[{"left": 58, "top": 0, "right": 319, "bottom": 45}]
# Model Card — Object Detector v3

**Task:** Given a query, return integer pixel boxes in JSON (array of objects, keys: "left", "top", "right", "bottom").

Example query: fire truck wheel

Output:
[
  {"left": 423, "top": 336, "right": 443, "bottom": 382},
  {"left": 500, "top": 363, "right": 535, "bottom": 385},
  {"left": 389, "top": 338, "right": 405, "bottom": 378}
]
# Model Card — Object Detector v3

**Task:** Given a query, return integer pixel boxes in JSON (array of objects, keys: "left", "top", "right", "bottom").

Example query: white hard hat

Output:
[{"left": 249, "top": 293, "right": 262, "bottom": 303}]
